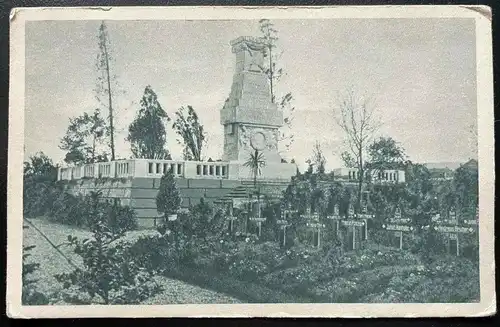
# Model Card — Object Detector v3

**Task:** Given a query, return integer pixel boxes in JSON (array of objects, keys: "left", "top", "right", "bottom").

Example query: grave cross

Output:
[
  {"left": 248, "top": 197, "right": 266, "bottom": 237},
  {"left": 356, "top": 204, "right": 374, "bottom": 241},
  {"left": 300, "top": 206, "right": 320, "bottom": 220},
  {"left": 221, "top": 199, "right": 238, "bottom": 233},
  {"left": 341, "top": 219, "right": 365, "bottom": 250},
  {"left": 306, "top": 222, "right": 326, "bottom": 248},
  {"left": 326, "top": 204, "right": 342, "bottom": 237},
  {"left": 382, "top": 207, "right": 413, "bottom": 250},
  {"left": 276, "top": 219, "right": 290, "bottom": 246}
]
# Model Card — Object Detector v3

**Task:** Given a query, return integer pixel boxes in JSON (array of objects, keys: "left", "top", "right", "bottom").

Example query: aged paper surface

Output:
[{"left": 7, "top": 5, "right": 495, "bottom": 318}]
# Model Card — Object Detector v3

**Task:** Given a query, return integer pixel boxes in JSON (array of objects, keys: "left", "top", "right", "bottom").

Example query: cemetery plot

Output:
[
  {"left": 382, "top": 223, "right": 414, "bottom": 249},
  {"left": 431, "top": 208, "right": 478, "bottom": 256}
]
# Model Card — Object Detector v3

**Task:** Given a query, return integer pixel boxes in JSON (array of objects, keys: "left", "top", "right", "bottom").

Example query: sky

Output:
[{"left": 24, "top": 18, "right": 478, "bottom": 171}]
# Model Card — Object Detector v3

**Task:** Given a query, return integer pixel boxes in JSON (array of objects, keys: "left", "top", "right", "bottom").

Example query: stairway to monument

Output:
[{"left": 214, "top": 179, "right": 292, "bottom": 205}]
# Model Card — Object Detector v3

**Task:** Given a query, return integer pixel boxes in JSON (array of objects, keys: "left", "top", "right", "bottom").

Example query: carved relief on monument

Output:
[{"left": 237, "top": 125, "right": 279, "bottom": 156}]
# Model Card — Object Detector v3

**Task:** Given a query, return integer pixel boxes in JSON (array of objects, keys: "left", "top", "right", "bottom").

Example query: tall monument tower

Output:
[
  {"left": 221, "top": 36, "right": 296, "bottom": 180},
  {"left": 221, "top": 36, "right": 283, "bottom": 163}
]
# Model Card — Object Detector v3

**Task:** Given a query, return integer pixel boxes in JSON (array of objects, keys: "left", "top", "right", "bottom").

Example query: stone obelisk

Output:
[{"left": 220, "top": 36, "right": 295, "bottom": 181}]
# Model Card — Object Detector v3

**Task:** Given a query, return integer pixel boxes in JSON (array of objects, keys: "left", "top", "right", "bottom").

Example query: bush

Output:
[
  {"left": 107, "top": 204, "right": 138, "bottom": 234},
  {"left": 55, "top": 221, "right": 160, "bottom": 304},
  {"left": 22, "top": 226, "right": 50, "bottom": 305},
  {"left": 47, "top": 191, "right": 138, "bottom": 232}
]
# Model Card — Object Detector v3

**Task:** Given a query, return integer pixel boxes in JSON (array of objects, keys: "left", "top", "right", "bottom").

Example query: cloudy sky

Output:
[{"left": 25, "top": 18, "right": 477, "bottom": 171}]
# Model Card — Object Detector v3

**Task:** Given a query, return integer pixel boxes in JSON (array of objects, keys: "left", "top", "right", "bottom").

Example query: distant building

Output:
[
  {"left": 332, "top": 167, "right": 406, "bottom": 184},
  {"left": 428, "top": 168, "right": 454, "bottom": 181}
]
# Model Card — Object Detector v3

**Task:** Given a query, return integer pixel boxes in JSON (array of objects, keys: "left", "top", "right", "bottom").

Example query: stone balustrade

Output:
[{"left": 57, "top": 159, "right": 231, "bottom": 181}]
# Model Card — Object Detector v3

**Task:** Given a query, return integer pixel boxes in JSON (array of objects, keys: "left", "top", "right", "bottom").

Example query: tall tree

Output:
[
  {"left": 172, "top": 105, "right": 206, "bottom": 161},
  {"left": 366, "top": 136, "right": 406, "bottom": 176},
  {"left": 59, "top": 109, "right": 108, "bottom": 165},
  {"left": 258, "top": 19, "right": 295, "bottom": 153},
  {"left": 333, "top": 88, "right": 380, "bottom": 209},
  {"left": 127, "top": 86, "right": 171, "bottom": 159},
  {"left": 96, "top": 21, "right": 117, "bottom": 161},
  {"left": 308, "top": 141, "right": 327, "bottom": 174}
]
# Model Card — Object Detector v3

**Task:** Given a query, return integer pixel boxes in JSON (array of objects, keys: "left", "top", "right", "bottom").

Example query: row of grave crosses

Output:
[
  {"left": 427, "top": 205, "right": 479, "bottom": 256},
  {"left": 381, "top": 204, "right": 479, "bottom": 255}
]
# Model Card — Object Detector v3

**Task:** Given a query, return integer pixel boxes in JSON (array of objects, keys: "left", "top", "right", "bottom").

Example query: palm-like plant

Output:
[{"left": 243, "top": 149, "right": 266, "bottom": 190}]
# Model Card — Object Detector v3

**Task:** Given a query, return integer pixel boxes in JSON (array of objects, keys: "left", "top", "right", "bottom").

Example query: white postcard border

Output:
[{"left": 7, "top": 5, "right": 495, "bottom": 318}]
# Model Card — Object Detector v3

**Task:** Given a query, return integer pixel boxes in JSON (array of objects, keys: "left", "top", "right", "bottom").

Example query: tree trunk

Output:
[
  {"left": 102, "top": 32, "right": 115, "bottom": 161},
  {"left": 358, "top": 148, "right": 363, "bottom": 211},
  {"left": 269, "top": 45, "right": 274, "bottom": 103},
  {"left": 92, "top": 136, "right": 96, "bottom": 163}
]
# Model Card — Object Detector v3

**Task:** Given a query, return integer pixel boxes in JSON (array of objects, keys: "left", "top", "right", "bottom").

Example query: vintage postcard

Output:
[{"left": 7, "top": 5, "right": 495, "bottom": 318}]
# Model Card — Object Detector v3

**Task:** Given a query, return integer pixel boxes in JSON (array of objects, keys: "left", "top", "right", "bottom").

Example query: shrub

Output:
[
  {"left": 22, "top": 225, "right": 50, "bottom": 305},
  {"left": 47, "top": 191, "right": 137, "bottom": 232},
  {"left": 107, "top": 203, "right": 138, "bottom": 234},
  {"left": 156, "top": 169, "right": 181, "bottom": 221},
  {"left": 55, "top": 220, "right": 160, "bottom": 304}
]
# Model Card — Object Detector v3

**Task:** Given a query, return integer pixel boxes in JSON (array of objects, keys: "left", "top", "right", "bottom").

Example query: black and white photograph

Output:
[{"left": 7, "top": 5, "right": 495, "bottom": 318}]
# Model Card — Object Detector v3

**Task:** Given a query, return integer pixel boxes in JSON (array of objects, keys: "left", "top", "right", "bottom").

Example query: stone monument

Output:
[{"left": 221, "top": 36, "right": 296, "bottom": 181}]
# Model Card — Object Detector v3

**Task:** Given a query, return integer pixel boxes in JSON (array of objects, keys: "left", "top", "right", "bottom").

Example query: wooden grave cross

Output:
[
  {"left": 222, "top": 199, "right": 238, "bottom": 233},
  {"left": 248, "top": 197, "right": 266, "bottom": 237},
  {"left": 382, "top": 207, "right": 414, "bottom": 249},
  {"left": 326, "top": 204, "right": 342, "bottom": 237},
  {"left": 306, "top": 221, "right": 326, "bottom": 248},
  {"left": 341, "top": 219, "right": 365, "bottom": 250},
  {"left": 433, "top": 225, "right": 475, "bottom": 256}
]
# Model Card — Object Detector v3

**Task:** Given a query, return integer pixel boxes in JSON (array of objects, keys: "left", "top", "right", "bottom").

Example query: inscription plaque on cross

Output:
[
  {"left": 463, "top": 205, "right": 479, "bottom": 226},
  {"left": 356, "top": 204, "right": 374, "bottom": 241},
  {"left": 220, "top": 199, "right": 237, "bottom": 233},
  {"left": 248, "top": 197, "right": 266, "bottom": 237},
  {"left": 327, "top": 204, "right": 342, "bottom": 237},
  {"left": 433, "top": 205, "right": 475, "bottom": 256},
  {"left": 382, "top": 206, "right": 413, "bottom": 249}
]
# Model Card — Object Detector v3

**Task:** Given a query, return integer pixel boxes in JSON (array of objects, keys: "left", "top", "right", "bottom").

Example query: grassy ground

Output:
[{"left": 23, "top": 218, "right": 242, "bottom": 304}]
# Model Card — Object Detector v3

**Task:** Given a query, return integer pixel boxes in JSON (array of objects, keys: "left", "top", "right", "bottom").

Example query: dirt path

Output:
[{"left": 23, "top": 218, "right": 242, "bottom": 304}]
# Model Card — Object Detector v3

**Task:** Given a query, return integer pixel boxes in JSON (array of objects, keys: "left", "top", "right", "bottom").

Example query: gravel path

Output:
[{"left": 23, "top": 218, "right": 242, "bottom": 304}]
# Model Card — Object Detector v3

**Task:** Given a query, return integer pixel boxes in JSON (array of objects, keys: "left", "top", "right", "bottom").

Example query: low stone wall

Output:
[
  {"left": 63, "top": 177, "right": 297, "bottom": 229},
  {"left": 63, "top": 177, "right": 243, "bottom": 229},
  {"left": 131, "top": 178, "right": 242, "bottom": 228}
]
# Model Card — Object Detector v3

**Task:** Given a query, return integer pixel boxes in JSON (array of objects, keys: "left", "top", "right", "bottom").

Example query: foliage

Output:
[
  {"left": 307, "top": 141, "right": 326, "bottom": 174},
  {"left": 172, "top": 105, "right": 206, "bottom": 161},
  {"left": 59, "top": 109, "right": 108, "bottom": 165},
  {"left": 22, "top": 225, "right": 50, "bottom": 305},
  {"left": 25, "top": 180, "right": 138, "bottom": 232},
  {"left": 366, "top": 137, "right": 406, "bottom": 172},
  {"left": 23, "top": 152, "right": 59, "bottom": 217},
  {"left": 127, "top": 85, "right": 171, "bottom": 159},
  {"left": 156, "top": 169, "right": 181, "bottom": 221},
  {"left": 453, "top": 160, "right": 478, "bottom": 214},
  {"left": 180, "top": 198, "right": 227, "bottom": 240},
  {"left": 55, "top": 219, "right": 160, "bottom": 304}
]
